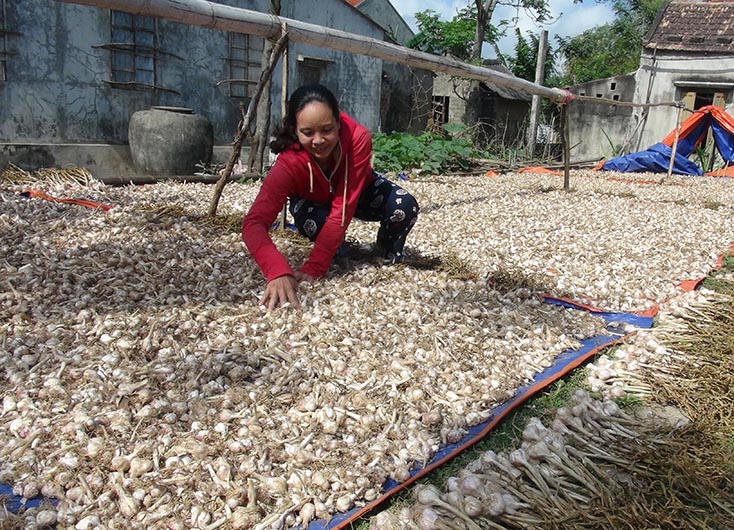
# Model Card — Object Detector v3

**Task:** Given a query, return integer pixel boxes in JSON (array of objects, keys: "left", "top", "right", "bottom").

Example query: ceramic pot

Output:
[{"left": 129, "top": 106, "right": 213, "bottom": 176}]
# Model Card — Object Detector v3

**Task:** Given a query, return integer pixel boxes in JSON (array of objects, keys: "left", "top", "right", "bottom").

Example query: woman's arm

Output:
[{"left": 241, "top": 162, "right": 296, "bottom": 282}]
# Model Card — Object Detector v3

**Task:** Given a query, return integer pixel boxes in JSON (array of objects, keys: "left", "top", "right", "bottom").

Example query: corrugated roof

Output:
[{"left": 645, "top": 1, "right": 734, "bottom": 53}]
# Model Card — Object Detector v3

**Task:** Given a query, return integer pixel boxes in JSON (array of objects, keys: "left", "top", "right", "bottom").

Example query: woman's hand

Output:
[{"left": 260, "top": 275, "right": 300, "bottom": 311}]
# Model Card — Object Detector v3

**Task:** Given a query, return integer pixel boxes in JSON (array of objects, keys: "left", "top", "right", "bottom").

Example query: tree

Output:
[
  {"left": 471, "top": 0, "right": 553, "bottom": 61},
  {"left": 555, "top": 0, "right": 665, "bottom": 85},
  {"left": 407, "top": 0, "right": 553, "bottom": 63},
  {"left": 407, "top": 7, "right": 488, "bottom": 61},
  {"left": 507, "top": 28, "right": 556, "bottom": 84}
]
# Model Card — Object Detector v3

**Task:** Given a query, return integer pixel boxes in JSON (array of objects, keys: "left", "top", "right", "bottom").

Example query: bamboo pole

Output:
[
  {"left": 208, "top": 31, "right": 289, "bottom": 217},
  {"left": 53, "top": 0, "right": 568, "bottom": 103},
  {"left": 663, "top": 105, "right": 684, "bottom": 183},
  {"left": 279, "top": 22, "right": 289, "bottom": 230},
  {"left": 560, "top": 103, "right": 571, "bottom": 191}
]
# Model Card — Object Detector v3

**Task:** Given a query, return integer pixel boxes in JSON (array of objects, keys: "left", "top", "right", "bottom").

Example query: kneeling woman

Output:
[{"left": 241, "top": 84, "right": 419, "bottom": 310}]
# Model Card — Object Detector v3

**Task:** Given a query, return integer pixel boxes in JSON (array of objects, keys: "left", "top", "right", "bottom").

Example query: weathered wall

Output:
[
  {"left": 380, "top": 64, "right": 432, "bottom": 134},
  {"left": 0, "top": 1, "right": 268, "bottom": 145},
  {"left": 345, "top": 0, "right": 431, "bottom": 133},
  {"left": 433, "top": 74, "right": 530, "bottom": 146},
  {"left": 0, "top": 0, "right": 385, "bottom": 177},
  {"left": 353, "top": 0, "right": 413, "bottom": 45},
  {"left": 630, "top": 52, "right": 734, "bottom": 152},
  {"left": 567, "top": 74, "right": 636, "bottom": 161},
  {"left": 281, "top": 0, "right": 382, "bottom": 131},
  {"left": 477, "top": 87, "right": 529, "bottom": 147}
]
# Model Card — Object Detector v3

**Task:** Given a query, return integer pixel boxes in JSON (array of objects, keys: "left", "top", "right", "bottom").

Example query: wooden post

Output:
[
  {"left": 279, "top": 22, "right": 289, "bottom": 229},
  {"left": 526, "top": 30, "right": 548, "bottom": 156},
  {"left": 664, "top": 105, "right": 683, "bottom": 183},
  {"left": 560, "top": 103, "right": 571, "bottom": 191},
  {"left": 208, "top": 31, "right": 289, "bottom": 217}
]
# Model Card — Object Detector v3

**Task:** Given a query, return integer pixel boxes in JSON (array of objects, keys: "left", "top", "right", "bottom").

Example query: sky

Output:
[{"left": 389, "top": 0, "right": 617, "bottom": 58}]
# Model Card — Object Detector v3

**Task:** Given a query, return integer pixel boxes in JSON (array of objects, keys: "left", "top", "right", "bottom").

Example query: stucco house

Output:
[
  {"left": 432, "top": 61, "right": 532, "bottom": 147},
  {"left": 0, "top": 0, "right": 399, "bottom": 179},
  {"left": 568, "top": 0, "right": 734, "bottom": 162},
  {"left": 343, "top": 0, "right": 432, "bottom": 134}
]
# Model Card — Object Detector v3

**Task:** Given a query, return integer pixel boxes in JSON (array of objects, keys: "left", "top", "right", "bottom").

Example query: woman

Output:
[{"left": 241, "top": 84, "right": 419, "bottom": 310}]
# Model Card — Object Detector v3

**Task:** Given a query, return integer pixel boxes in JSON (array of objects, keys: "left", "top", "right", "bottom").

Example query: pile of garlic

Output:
[{"left": 1, "top": 169, "right": 732, "bottom": 528}]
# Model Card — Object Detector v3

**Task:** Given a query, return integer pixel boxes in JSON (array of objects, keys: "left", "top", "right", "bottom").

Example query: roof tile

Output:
[{"left": 645, "top": 1, "right": 734, "bottom": 53}]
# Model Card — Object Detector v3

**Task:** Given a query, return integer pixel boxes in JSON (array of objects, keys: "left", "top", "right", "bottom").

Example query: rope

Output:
[{"left": 567, "top": 94, "right": 684, "bottom": 109}]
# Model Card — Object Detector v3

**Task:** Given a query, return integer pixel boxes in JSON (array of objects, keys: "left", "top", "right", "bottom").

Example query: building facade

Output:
[
  {"left": 344, "top": 0, "right": 432, "bottom": 134},
  {"left": 568, "top": 1, "right": 734, "bottom": 162},
  {"left": 432, "top": 63, "right": 532, "bottom": 148},
  {"left": 0, "top": 0, "right": 385, "bottom": 179}
]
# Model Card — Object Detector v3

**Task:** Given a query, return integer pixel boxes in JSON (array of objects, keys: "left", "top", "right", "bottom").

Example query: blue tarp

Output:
[
  {"left": 602, "top": 143, "right": 703, "bottom": 176},
  {"left": 601, "top": 106, "right": 734, "bottom": 176}
]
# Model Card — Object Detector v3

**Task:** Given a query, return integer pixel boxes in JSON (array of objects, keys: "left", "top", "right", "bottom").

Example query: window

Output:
[
  {"left": 299, "top": 64, "right": 320, "bottom": 86},
  {"left": 432, "top": 96, "right": 449, "bottom": 127},
  {"left": 110, "top": 10, "right": 156, "bottom": 86},
  {"left": 296, "top": 55, "right": 332, "bottom": 87},
  {"left": 610, "top": 82, "right": 616, "bottom": 90},
  {"left": 228, "top": 32, "right": 263, "bottom": 99}
]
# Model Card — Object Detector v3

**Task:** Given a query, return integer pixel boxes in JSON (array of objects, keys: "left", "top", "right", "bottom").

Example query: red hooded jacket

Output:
[{"left": 241, "top": 112, "right": 375, "bottom": 281}]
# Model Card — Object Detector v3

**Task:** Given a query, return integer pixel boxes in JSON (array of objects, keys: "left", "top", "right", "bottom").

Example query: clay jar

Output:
[{"left": 129, "top": 106, "right": 213, "bottom": 176}]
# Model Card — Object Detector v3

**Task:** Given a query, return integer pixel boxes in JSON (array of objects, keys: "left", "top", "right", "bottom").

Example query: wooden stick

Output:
[
  {"left": 663, "top": 105, "right": 684, "bottom": 183},
  {"left": 279, "top": 22, "right": 289, "bottom": 230},
  {"left": 208, "top": 31, "right": 289, "bottom": 217},
  {"left": 54, "top": 0, "right": 567, "bottom": 103},
  {"left": 560, "top": 103, "right": 571, "bottom": 191}
]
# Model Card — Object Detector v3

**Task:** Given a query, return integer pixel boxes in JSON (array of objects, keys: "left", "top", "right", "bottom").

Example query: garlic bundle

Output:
[{"left": 410, "top": 390, "right": 652, "bottom": 529}]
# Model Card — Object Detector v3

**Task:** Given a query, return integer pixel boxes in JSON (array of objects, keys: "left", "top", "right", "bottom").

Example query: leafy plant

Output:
[
  {"left": 600, "top": 127, "right": 621, "bottom": 158},
  {"left": 372, "top": 125, "right": 492, "bottom": 174}
]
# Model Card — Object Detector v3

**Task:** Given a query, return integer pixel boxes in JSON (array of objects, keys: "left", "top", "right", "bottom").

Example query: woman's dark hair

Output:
[{"left": 270, "top": 84, "right": 340, "bottom": 154}]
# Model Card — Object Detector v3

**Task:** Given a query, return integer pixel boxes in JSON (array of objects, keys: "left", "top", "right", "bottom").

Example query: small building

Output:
[
  {"left": 565, "top": 74, "right": 637, "bottom": 161},
  {"left": 568, "top": 0, "right": 734, "bottom": 162},
  {"left": 432, "top": 62, "right": 532, "bottom": 147},
  {"left": 0, "top": 0, "right": 389, "bottom": 180},
  {"left": 630, "top": 0, "right": 734, "bottom": 153},
  {"left": 343, "top": 0, "right": 432, "bottom": 134}
]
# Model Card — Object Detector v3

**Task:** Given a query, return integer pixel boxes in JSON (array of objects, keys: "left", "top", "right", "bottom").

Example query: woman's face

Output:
[{"left": 295, "top": 101, "right": 340, "bottom": 164}]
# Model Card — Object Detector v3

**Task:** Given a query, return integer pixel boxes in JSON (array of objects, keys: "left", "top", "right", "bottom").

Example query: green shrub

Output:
[{"left": 372, "top": 125, "right": 491, "bottom": 174}]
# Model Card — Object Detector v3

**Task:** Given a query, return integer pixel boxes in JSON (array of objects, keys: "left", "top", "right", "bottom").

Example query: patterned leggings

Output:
[{"left": 289, "top": 172, "right": 419, "bottom": 260}]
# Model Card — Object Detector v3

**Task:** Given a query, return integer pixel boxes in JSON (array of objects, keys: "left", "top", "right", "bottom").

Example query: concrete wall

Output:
[
  {"left": 380, "top": 64, "right": 432, "bottom": 134},
  {"left": 433, "top": 74, "right": 529, "bottom": 147},
  {"left": 353, "top": 0, "right": 414, "bottom": 46},
  {"left": 277, "top": 0, "right": 383, "bottom": 132},
  {"left": 345, "top": 0, "right": 432, "bottom": 134},
  {"left": 567, "top": 74, "right": 636, "bottom": 161},
  {"left": 0, "top": 0, "right": 385, "bottom": 179},
  {"left": 630, "top": 52, "right": 734, "bottom": 152}
]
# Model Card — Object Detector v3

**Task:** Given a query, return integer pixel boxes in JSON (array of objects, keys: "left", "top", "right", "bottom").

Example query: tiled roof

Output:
[{"left": 644, "top": 1, "right": 734, "bottom": 53}]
